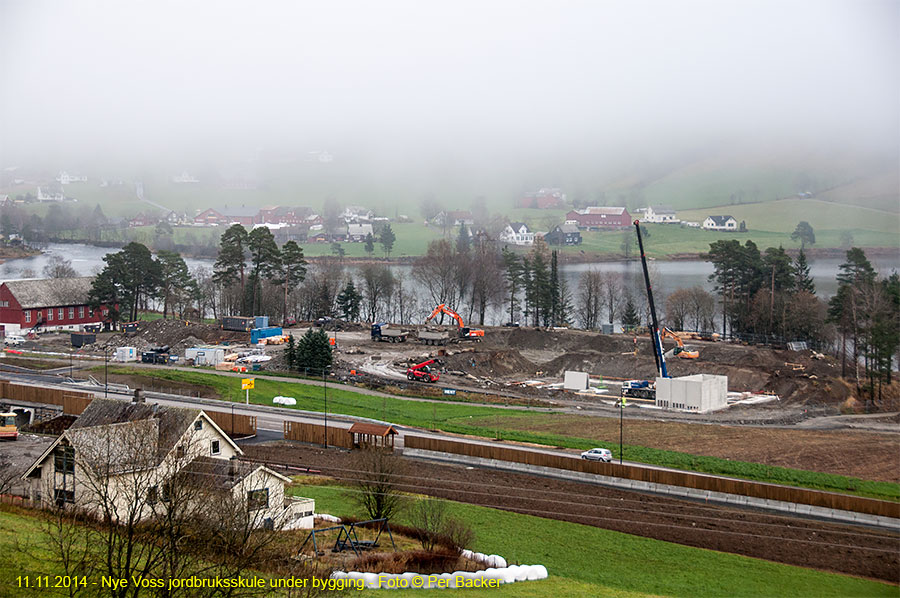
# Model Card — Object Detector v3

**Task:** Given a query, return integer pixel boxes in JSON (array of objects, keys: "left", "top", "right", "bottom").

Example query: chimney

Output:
[{"left": 133, "top": 388, "right": 145, "bottom": 403}]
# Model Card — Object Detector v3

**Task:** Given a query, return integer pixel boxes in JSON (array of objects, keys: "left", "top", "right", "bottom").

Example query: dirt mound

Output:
[
  {"left": 89, "top": 319, "right": 249, "bottom": 353},
  {"left": 492, "top": 327, "right": 633, "bottom": 353},
  {"left": 441, "top": 350, "right": 537, "bottom": 377}
]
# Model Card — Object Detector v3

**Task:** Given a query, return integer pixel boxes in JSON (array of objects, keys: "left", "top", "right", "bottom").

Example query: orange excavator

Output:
[
  {"left": 425, "top": 304, "right": 485, "bottom": 340},
  {"left": 662, "top": 327, "right": 699, "bottom": 359}
]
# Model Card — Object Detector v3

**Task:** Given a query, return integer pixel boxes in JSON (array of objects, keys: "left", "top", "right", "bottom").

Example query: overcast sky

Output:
[{"left": 1, "top": 0, "right": 897, "bottom": 166}]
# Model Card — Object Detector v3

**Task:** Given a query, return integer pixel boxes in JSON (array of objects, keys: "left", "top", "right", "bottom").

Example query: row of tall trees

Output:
[
  {"left": 88, "top": 242, "right": 195, "bottom": 323},
  {"left": 212, "top": 224, "right": 307, "bottom": 317},
  {"left": 827, "top": 248, "right": 899, "bottom": 404},
  {"left": 707, "top": 241, "right": 825, "bottom": 343}
]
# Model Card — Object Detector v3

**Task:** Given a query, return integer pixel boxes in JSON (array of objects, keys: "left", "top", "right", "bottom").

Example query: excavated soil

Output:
[{"left": 242, "top": 442, "right": 900, "bottom": 583}]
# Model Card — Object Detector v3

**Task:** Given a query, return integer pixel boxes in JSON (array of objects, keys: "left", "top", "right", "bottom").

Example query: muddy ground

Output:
[{"left": 242, "top": 442, "right": 900, "bottom": 583}]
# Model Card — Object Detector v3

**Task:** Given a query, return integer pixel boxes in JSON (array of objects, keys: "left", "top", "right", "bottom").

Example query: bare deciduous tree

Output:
[{"left": 350, "top": 448, "right": 406, "bottom": 522}]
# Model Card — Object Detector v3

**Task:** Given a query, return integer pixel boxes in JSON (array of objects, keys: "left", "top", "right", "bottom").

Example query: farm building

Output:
[
  {"left": 643, "top": 206, "right": 679, "bottom": 223},
  {"left": 565, "top": 207, "right": 631, "bottom": 229},
  {"left": 0, "top": 277, "right": 110, "bottom": 335}
]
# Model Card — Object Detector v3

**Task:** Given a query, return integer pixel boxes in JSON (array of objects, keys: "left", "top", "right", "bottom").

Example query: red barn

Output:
[
  {"left": 565, "top": 207, "right": 631, "bottom": 229},
  {"left": 0, "top": 277, "right": 111, "bottom": 335}
]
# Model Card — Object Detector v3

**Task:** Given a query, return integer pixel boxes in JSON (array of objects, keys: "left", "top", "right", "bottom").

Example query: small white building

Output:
[
  {"left": 37, "top": 186, "right": 66, "bottom": 202},
  {"left": 643, "top": 206, "right": 679, "bottom": 223},
  {"left": 56, "top": 171, "right": 87, "bottom": 184},
  {"left": 655, "top": 374, "right": 728, "bottom": 413},
  {"left": 499, "top": 222, "right": 534, "bottom": 246},
  {"left": 172, "top": 171, "right": 200, "bottom": 184},
  {"left": 348, "top": 223, "right": 374, "bottom": 241},
  {"left": 703, "top": 216, "right": 738, "bottom": 231}
]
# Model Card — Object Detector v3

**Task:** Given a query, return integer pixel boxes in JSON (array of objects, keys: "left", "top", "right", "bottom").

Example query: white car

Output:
[
  {"left": 581, "top": 448, "right": 613, "bottom": 462},
  {"left": 3, "top": 335, "right": 25, "bottom": 346}
]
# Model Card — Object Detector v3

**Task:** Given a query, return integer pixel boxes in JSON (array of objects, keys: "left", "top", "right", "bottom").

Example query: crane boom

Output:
[{"left": 634, "top": 220, "right": 668, "bottom": 378}]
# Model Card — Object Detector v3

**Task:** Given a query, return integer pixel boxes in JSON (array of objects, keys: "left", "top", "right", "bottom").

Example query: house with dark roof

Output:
[
  {"left": 499, "top": 222, "right": 534, "bottom": 246},
  {"left": 702, "top": 215, "right": 738, "bottom": 231},
  {"left": 0, "top": 277, "right": 111, "bottom": 335},
  {"left": 22, "top": 398, "right": 314, "bottom": 529},
  {"left": 544, "top": 223, "right": 582, "bottom": 246}
]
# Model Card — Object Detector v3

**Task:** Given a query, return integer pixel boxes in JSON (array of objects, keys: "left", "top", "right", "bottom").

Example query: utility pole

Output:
[
  {"left": 323, "top": 367, "right": 328, "bottom": 449},
  {"left": 104, "top": 347, "right": 109, "bottom": 397},
  {"left": 619, "top": 396, "right": 625, "bottom": 465}
]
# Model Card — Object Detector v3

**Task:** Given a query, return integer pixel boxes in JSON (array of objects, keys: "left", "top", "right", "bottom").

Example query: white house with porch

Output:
[
  {"left": 702, "top": 215, "right": 738, "bottom": 231},
  {"left": 499, "top": 222, "right": 534, "bottom": 246}
]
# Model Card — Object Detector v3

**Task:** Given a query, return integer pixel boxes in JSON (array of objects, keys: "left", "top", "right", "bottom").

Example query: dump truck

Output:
[
  {"left": 417, "top": 329, "right": 451, "bottom": 346},
  {"left": 371, "top": 323, "right": 410, "bottom": 343}
]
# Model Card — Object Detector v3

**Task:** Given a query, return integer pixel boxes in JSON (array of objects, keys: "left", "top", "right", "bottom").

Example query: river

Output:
[{"left": 2, "top": 243, "right": 898, "bottom": 325}]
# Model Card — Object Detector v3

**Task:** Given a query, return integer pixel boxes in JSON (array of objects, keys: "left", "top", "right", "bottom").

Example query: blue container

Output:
[
  {"left": 250, "top": 326, "right": 283, "bottom": 344},
  {"left": 254, "top": 316, "right": 269, "bottom": 329}
]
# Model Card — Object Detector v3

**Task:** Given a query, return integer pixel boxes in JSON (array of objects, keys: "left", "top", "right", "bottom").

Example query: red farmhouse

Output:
[
  {"left": 0, "top": 277, "right": 110, "bottom": 335},
  {"left": 565, "top": 206, "right": 631, "bottom": 229}
]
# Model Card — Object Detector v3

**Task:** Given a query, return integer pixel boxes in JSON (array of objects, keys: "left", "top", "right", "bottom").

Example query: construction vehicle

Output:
[
  {"left": 424, "top": 304, "right": 484, "bottom": 340},
  {"left": 417, "top": 329, "right": 451, "bottom": 345},
  {"left": 406, "top": 358, "right": 442, "bottom": 383},
  {"left": 0, "top": 411, "right": 18, "bottom": 440},
  {"left": 621, "top": 220, "right": 670, "bottom": 401},
  {"left": 371, "top": 323, "right": 410, "bottom": 343},
  {"left": 662, "top": 328, "right": 699, "bottom": 359}
]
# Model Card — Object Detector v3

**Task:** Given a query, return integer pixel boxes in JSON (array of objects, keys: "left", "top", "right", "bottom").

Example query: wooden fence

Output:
[
  {"left": 404, "top": 435, "right": 900, "bottom": 519},
  {"left": 0, "top": 379, "right": 94, "bottom": 415},
  {"left": 205, "top": 410, "right": 257, "bottom": 438},
  {"left": 284, "top": 421, "right": 354, "bottom": 449}
]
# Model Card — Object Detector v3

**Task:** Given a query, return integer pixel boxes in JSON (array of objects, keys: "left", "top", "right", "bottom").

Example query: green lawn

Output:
[
  {"left": 290, "top": 485, "right": 897, "bottom": 598},
  {"left": 99, "top": 367, "right": 900, "bottom": 501}
]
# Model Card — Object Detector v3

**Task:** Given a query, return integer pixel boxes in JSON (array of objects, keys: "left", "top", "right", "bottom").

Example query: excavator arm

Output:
[{"left": 425, "top": 304, "right": 464, "bottom": 328}]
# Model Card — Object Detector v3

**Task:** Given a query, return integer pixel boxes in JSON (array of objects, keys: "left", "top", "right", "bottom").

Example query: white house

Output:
[
  {"left": 703, "top": 215, "right": 738, "bottom": 231},
  {"left": 37, "top": 187, "right": 66, "bottom": 202},
  {"left": 499, "top": 222, "right": 534, "bottom": 246},
  {"left": 348, "top": 223, "right": 374, "bottom": 241},
  {"left": 22, "top": 398, "right": 314, "bottom": 530},
  {"left": 172, "top": 171, "right": 200, "bottom": 184},
  {"left": 643, "top": 206, "right": 679, "bottom": 223},
  {"left": 56, "top": 171, "right": 87, "bottom": 184}
]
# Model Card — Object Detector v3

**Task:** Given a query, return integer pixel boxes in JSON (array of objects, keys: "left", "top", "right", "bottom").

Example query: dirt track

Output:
[{"left": 242, "top": 442, "right": 900, "bottom": 583}]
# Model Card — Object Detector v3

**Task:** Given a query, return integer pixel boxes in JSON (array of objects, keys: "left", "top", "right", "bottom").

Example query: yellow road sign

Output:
[{"left": 241, "top": 378, "right": 255, "bottom": 390}]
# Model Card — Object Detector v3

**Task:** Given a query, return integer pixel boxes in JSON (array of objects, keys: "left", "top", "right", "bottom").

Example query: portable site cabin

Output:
[
  {"left": 114, "top": 346, "right": 138, "bottom": 362},
  {"left": 184, "top": 347, "right": 226, "bottom": 366}
]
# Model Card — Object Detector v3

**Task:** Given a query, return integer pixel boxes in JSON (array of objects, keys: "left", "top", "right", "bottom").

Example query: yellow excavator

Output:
[
  {"left": 0, "top": 411, "right": 18, "bottom": 441},
  {"left": 662, "top": 327, "right": 699, "bottom": 359}
]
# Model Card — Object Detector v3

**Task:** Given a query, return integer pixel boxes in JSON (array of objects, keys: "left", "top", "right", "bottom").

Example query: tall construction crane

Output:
[
  {"left": 425, "top": 304, "right": 485, "bottom": 339},
  {"left": 621, "top": 220, "right": 669, "bottom": 400}
]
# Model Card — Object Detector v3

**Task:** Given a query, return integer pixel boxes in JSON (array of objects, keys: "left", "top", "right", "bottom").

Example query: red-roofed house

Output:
[{"left": 565, "top": 207, "right": 631, "bottom": 229}]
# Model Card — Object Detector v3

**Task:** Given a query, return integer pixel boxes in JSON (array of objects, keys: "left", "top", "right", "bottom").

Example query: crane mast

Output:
[{"left": 634, "top": 220, "right": 668, "bottom": 379}]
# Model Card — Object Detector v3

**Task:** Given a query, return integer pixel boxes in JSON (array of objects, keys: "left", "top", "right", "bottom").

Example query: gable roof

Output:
[
  {"left": 348, "top": 422, "right": 398, "bottom": 437},
  {"left": 649, "top": 205, "right": 676, "bottom": 215},
  {"left": 2, "top": 277, "right": 95, "bottom": 308},
  {"left": 508, "top": 222, "right": 528, "bottom": 231},
  {"left": 176, "top": 456, "right": 290, "bottom": 491},
  {"left": 556, "top": 223, "right": 580, "bottom": 234},
  {"left": 574, "top": 206, "right": 627, "bottom": 216},
  {"left": 706, "top": 215, "right": 736, "bottom": 225}
]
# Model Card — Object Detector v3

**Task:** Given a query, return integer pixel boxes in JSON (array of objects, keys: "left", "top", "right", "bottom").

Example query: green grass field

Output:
[
  {"left": 289, "top": 485, "right": 896, "bottom": 598},
  {"left": 99, "top": 366, "right": 900, "bottom": 501}
]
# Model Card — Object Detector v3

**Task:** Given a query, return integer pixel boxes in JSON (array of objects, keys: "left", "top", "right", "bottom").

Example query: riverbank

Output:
[{"left": 0, "top": 245, "right": 41, "bottom": 264}]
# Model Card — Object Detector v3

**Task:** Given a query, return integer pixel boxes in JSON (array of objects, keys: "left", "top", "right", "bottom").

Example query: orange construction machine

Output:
[
  {"left": 425, "top": 304, "right": 485, "bottom": 339},
  {"left": 662, "top": 328, "right": 699, "bottom": 359}
]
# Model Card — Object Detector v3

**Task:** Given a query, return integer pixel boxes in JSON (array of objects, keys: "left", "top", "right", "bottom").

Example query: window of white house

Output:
[
  {"left": 79, "top": 306, "right": 84, "bottom": 318},
  {"left": 53, "top": 489, "right": 75, "bottom": 505},
  {"left": 247, "top": 488, "right": 269, "bottom": 510},
  {"left": 69, "top": 307, "right": 74, "bottom": 319},
  {"left": 147, "top": 485, "right": 159, "bottom": 504},
  {"left": 54, "top": 445, "right": 75, "bottom": 474},
  {"left": 211, "top": 440, "right": 220, "bottom": 455},
  {"left": 194, "top": 420, "right": 203, "bottom": 431},
  {"left": 24, "top": 311, "right": 31, "bottom": 323}
]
